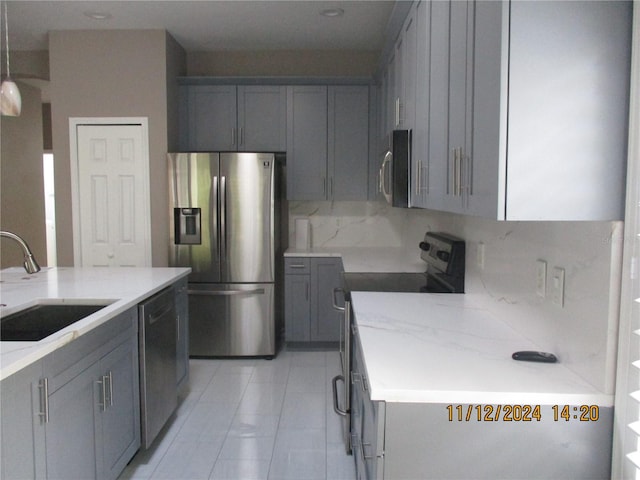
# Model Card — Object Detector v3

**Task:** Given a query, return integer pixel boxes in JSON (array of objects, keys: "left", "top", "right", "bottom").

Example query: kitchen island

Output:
[
  {"left": 350, "top": 291, "right": 613, "bottom": 479},
  {"left": 0, "top": 266, "right": 190, "bottom": 380},
  {"left": 0, "top": 266, "right": 190, "bottom": 480}
]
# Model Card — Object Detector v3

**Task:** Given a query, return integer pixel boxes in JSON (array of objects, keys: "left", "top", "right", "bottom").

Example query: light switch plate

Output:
[
  {"left": 536, "top": 260, "right": 547, "bottom": 298},
  {"left": 551, "top": 267, "right": 565, "bottom": 307}
]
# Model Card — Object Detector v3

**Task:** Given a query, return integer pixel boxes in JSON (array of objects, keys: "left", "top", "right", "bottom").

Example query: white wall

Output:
[{"left": 289, "top": 201, "right": 623, "bottom": 394}]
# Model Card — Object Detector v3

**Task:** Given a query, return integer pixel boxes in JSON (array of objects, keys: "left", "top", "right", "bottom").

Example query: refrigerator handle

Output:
[
  {"left": 187, "top": 288, "right": 265, "bottom": 296},
  {"left": 213, "top": 175, "right": 220, "bottom": 261},
  {"left": 221, "top": 175, "right": 227, "bottom": 261}
]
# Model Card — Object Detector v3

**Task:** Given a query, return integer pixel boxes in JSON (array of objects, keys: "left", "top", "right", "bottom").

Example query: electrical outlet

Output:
[
  {"left": 477, "top": 242, "right": 485, "bottom": 270},
  {"left": 536, "top": 260, "right": 547, "bottom": 298},
  {"left": 551, "top": 267, "right": 565, "bottom": 307}
]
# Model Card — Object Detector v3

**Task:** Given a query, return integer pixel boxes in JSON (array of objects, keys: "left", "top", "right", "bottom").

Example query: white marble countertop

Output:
[
  {"left": 351, "top": 292, "right": 612, "bottom": 406},
  {"left": 0, "top": 267, "right": 191, "bottom": 381},
  {"left": 284, "top": 247, "right": 425, "bottom": 273}
]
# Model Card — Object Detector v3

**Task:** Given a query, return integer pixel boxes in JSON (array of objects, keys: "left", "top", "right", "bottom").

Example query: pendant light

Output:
[{"left": 1, "top": 0, "right": 21, "bottom": 116}]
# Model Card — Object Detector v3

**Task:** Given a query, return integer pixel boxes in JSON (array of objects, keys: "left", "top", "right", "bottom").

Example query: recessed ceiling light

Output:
[
  {"left": 83, "top": 11, "right": 112, "bottom": 20},
  {"left": 320, "top": 8, "right": 344, "bottom": 18}
]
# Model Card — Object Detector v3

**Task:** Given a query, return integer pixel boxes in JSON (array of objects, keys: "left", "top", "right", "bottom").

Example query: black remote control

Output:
[{"left": 512, "top": 351, "right": 558, "bottom": 363}]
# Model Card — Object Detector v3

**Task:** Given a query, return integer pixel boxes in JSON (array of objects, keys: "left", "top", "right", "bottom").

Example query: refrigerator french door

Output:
[{"left": 168, "top": 152, "right": 277, "bottom": 357}]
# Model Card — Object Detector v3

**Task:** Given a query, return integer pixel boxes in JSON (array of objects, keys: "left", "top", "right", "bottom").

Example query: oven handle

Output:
[
  {"left": 332, "top": 287, "right": 346, "bottom": 311},
  {"left": 332, "top": 375, "right": 347, "bottom": 416}
]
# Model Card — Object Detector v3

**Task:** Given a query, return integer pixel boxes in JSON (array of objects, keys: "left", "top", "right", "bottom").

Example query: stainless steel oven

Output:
[{"left": 331, "top": 232, "right": 466, "bottom": 454}]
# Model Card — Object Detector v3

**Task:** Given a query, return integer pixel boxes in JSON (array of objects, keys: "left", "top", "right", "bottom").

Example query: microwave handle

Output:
[{"left": 379, "top": 150, "right": 392, "bottom": 203}]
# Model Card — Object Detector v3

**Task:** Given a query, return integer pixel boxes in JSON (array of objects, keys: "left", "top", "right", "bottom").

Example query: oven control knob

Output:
[
  {"left": 436, "top": 250, "right": 450, "bottom": 262},
  {"left": 419, "top": 241, "right": 431, "bottom": 251}
]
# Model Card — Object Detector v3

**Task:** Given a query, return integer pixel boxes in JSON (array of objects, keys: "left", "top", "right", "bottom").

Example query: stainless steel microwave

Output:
[{"left": 379, "top": 129, "right": 410, "bottom": 208}]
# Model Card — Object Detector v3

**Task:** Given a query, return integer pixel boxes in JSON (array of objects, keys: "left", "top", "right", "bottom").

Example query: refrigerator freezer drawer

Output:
[{"left": 187, "top": 283, "right": 275, "bottom": 357}]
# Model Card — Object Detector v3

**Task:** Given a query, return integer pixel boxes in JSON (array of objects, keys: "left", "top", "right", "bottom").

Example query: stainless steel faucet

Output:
[{"left": 0, "top": 231, "right": 41, "bottom": 274}]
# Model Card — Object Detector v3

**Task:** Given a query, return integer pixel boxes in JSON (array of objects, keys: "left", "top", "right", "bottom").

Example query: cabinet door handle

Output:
[
  {"left": 38, "top": 378, "right": 49, "bottom": 424},
  {"left": 306, "top": 281, "right": 310, "bottom": 301},
  {"left": 288, "top": 263, "right": 307, "bottom": 269},
  {"left": 239, "top": 127, "right": 244, "bottom": 146},
  {"left": 107, "top": 371, "right": 114, "bottom": 407},
  {"left": 97, "top": 376, "right": 108, "bottom": 412},
  {"left": 231, "top": 127, "right": 236, "bottom": 146},
  {"left": 468, "top": 151, "right": 474, "bottom": 197}
]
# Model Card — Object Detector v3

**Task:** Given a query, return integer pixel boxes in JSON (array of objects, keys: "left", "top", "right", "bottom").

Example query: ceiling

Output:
[{"left": 4, "top": 0, "right": 397, "bottom": 52}]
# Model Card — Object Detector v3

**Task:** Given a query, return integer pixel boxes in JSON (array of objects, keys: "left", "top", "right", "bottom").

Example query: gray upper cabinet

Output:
[
  {"left": 237, "top": 85, "right": 287, "bottom": 152},
  {"left": 424, "top": 0, "right": 451, "bottom": 213},
  {"left": 412, "top": 0, "right": 431, "bottom": 208},
  {"left": 424, "top": 0, "right": 475, "bottom": 214},
  {"left": 469, "top": 0, "right": 631, "bottom": 220},
  {"left": 386, "top": 0, "right": 630, "bottom": 220},
  {"left": 287, "top": 85, "right": 328, "bottom": 200},
  {"left": 287, "top": 85, "right": 370, "bottom": 201},
  {"left": 328, "top": 86, "right": 370, "bottom": 201},
  {"left": 186, "top": 85, "right": 237, "bottom": 151},
  {"left": 183, "top": 84, "right": 287, "bottom": 152}
]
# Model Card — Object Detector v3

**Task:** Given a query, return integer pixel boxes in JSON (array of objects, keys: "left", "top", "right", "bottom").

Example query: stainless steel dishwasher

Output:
[{"left": 138, "top": 287, "right": 177, "bottom": 449}]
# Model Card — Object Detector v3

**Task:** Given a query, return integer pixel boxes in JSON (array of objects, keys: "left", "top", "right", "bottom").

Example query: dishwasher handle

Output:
[
  {"left": 148, "top": 303, "right": 174, "bottom": 325},
  {"left": 332, "top": 287, "right": 346, "bottom": 312},
  {"left": 332, "top": 375, "right": 347, "bottom": 416}
]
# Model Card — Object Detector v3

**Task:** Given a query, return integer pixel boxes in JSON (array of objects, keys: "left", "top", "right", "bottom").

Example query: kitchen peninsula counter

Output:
[
  {"left": 350, "top": 291, "right": 612, "bottom": 406},
  {"left": 0, "top": 266, "right": 190, "bottom": 380}
]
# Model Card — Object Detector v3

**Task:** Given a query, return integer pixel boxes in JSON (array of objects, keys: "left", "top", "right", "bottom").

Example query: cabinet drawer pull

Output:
[
  {"left": 38, "top": 378, "right": 49, "bottom": 424},
  {"left": 288, "top": 264, "right": 307, "bottom": 269}
]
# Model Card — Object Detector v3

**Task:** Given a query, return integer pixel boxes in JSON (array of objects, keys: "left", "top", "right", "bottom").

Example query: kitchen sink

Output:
[{"left": 1, "top": 303, "right": 109, "bottom": 341}]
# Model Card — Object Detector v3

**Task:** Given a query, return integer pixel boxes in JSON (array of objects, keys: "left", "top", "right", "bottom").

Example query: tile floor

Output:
[{"left": 120, "top": 349, "right": 356, "bottom": 480}]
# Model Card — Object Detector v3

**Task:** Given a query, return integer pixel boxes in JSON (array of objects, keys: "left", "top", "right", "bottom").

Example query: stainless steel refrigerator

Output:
[{"left": 168, "top": 152, "right": 283, "bottom": 357}]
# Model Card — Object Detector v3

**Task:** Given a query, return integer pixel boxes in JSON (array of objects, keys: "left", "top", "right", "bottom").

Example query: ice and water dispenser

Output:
[{"left": 174, "top": 208, "right": 201, "bottom": 244}]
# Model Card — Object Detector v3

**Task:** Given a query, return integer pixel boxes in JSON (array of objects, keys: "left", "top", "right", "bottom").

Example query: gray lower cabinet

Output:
[
  {"left": 0, "top": 360, "right": 46, "bottom": 479},
  {"left": 284, "top": 256, "right": 343, "bottom": 344},
  {"left": 0, "top": 307, "right": 140, "bottom": 480},
  {"left": 174, "top": 277, "right": 189, "bottom": 390},
  {"left": 350, "top": 325, "right": 614, "bottom": 480}
]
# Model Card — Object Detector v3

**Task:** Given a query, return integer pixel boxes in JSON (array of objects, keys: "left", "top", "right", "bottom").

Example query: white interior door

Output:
[{"left": 73, "top": 121, "right": 151, "bottom": 267}]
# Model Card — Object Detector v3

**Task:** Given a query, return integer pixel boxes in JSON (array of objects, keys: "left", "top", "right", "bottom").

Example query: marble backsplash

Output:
[{"left": 289, "top": 201, "right": 624, "bottom": 394}]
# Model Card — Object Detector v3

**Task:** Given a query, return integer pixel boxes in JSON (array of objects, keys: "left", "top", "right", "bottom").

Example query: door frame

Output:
[{"left": 69, "top": 117, "right": 152, "bottom": 267}]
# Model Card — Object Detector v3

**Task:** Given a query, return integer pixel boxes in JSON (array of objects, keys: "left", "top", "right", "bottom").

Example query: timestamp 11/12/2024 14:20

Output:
[{"left": 446, "top": 404, "right": 600, "bottom": 423}]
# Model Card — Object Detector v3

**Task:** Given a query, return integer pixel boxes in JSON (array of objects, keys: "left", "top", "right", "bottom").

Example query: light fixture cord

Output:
[{"left": 3, "top": 0, "right": 10, "bottom": 79}]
